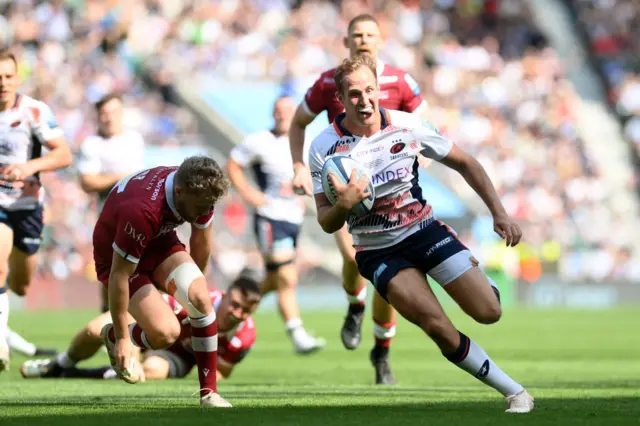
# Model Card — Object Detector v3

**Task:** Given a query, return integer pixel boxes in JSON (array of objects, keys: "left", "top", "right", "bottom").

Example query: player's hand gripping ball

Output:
[{"left": 321, "top": 155, "right": 375, "bottom": 217}]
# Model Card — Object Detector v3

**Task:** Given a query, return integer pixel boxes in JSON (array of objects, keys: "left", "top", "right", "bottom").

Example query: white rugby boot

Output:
[
  {"left": 200, "top": 392, "right": 233, "bottom": 408},
  {"left": 505, "top": 389, "right": 534, "bottom": 413},
  {"left": 100, "top": 324, "right": 142, "bottom": 384},
  {"left": 294, "top": 333, "right": 326, "bottom": 355},
  {"left": 0, "top": 341, "right": 9, "bottom": 373}
]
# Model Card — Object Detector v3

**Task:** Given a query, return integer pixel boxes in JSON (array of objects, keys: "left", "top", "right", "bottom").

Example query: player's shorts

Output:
[
  {"left": 146, "top": 345, "right": 195, "bottom": 379},
  {"left": 253, "top": 214, "right": 300, "bottom": 261},
  {"left": 355, "top": 218, "right": 474, "bottom": 301},
  {"left": 95, "top": 230, "right": 186, "bottom": 297},
  {"left": 0, "top": 205, "right": 44, "bottom": 255}
]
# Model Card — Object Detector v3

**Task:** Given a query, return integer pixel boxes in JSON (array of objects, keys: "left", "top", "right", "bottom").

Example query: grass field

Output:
[{"left": 1, "top": 307, "right": 639, "bottom": 425}]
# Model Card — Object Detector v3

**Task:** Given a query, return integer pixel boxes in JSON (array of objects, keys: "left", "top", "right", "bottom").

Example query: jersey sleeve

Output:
[
  {"left": 308, "top": 136, "right": 327, "bottom": 195},
  {"left": 77, "top": 137, "right": 102, "bottom": 175},
  {"left": 399, "top": 72, "right": 424, "bottom": 113},
  {"left": 192, "top": 208, "right": 214, "bottom": 229},
  {"left": 302, "top": 76, "right": 327, "bottom": 116},
  {"left": 414, "top": 119, "right": 453, "bottom": 160},
  {"left": 229, "top": 134, "right": 260, "bottom": 167},
  {"left": 29, "top": 101, "right": 65, "bottom": 144},
  {"left": 218, "top": 320, "right": 256, "bottom": 365},
  {"left": 112, "top": 205, "right": 157, "bottom": 264}
]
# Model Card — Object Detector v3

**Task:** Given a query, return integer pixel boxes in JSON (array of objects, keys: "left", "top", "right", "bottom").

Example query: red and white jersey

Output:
[
  {"left": 229, "top": 130, "right": 304, "bottom": 224},
  {"left": 302, "top": 60, "right": 424, "bottom": 123},
  {"left": 77, "top": 130, "right": 145, "bottom": 209},
  {"left": 164, "top": 290, "right": 257, "bottom": 366},
  {"left": 94, "top": 166, "right": 214, "bottom": 265},
  {"left": 0, "top": 94, "right": 64, "bottom": 210},
  {"left": 308, "top": 108, "right": 453, "bottom": 251}
]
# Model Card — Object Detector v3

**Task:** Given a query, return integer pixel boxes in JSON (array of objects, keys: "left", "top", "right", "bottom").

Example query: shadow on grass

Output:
[{"left": 2, "top": 396, "right": 639, "bottom": 426}]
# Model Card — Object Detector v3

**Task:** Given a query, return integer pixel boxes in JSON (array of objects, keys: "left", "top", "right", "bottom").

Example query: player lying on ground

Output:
[
  {"left": 308, "top": 55, "right": 534, "bottom": 413},
  {"left": 21, "top": 274, "right": 261, "bottom": 381},
  {"left": 7, "top": 327, "right": 57, "bottom": 357},
  {"left": 226, "top": 96, "right": 325, "bottom": 355},
  {"left": 289, "top": 14, "right": 430, "bottom": 384},
  {"left": 92, "top": 156, "right": 232, "bottom": 407}
]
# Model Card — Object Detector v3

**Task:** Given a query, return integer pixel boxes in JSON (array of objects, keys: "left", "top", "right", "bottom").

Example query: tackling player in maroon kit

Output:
[
  {"left": 93, "top": 156, "right": 231, "bottom": 407},
  {"left": 289, "top": 14, "right": 428, "bottom": 384}
]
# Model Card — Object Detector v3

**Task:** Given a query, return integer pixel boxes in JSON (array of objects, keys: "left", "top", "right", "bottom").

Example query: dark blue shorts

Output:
[
  {"left": 0, "top": 205, "right": 44, "bottom": 255},
  {"left": 355, "top": 219, "right": 474, "bottom": 300},
  {"left": 253, "top": 214, "right": 300, "bottom": 257}
]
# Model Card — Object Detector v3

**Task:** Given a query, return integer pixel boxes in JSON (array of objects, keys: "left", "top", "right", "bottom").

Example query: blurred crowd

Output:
[
  {"left": 2, "top": 0, "right": 638, "bottom": 288},
  {"left": 572, "top": 1, "right": 640, "bottom": 156}
]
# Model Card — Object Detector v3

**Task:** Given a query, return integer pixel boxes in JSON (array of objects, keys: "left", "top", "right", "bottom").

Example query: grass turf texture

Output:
[{"left": 1, "top": 307, "right": 638, "bottom": 425}]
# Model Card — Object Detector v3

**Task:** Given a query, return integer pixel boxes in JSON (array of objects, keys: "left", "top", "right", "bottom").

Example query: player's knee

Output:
[
  {"left": 150, "top": 322, "right": 181, "bottom": 349},
  {"left": 166, "top": 262, "right": 211, "bottom": 318},
  {"left": 473, "top": 302, "right": 502, "bottom": 325},
  {"left": 8, "top": 279, "right": 28, "bottom": 297},
  {"left": 86, "top": 313, "right": 112, "bottom": 339}
]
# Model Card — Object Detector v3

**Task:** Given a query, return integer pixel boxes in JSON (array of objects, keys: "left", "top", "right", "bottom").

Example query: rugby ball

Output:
[{"left": 321, "top": 155, "right": 375, "bottom": 217}]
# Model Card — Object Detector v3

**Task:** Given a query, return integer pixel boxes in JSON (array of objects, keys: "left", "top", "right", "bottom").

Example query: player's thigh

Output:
[
  {"left": 143, "top": 350, "right": 192, "bottom": 379},
  {"left": 443, "top": 267, "right": 502, "bottom": 324},
  {"left": 142, "top": 354, "right": 172, "bottom": 380},
  {"left": 386, "top": 268, "right": 458, "bottom": 348},
  {"left": 333, "top": 225, "right": 357, "bottom": 261},
  {"left": 128, "top": 282, "right": 182, "bottom": 349},
  {"left": 85, "top": 311, "right": 134, "bottom": 338}
]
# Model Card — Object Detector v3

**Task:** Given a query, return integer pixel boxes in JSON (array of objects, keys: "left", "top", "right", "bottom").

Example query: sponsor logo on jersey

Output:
[
  {"left": 371, "top": 167, "right": 412, "bottom": 184},
  {"left": 390, "top": 142, "right": 405, "bottom": 154},
  {"left": 325, "top": 137, "right": 355, "bottom": 156},
  {"left": 410, "top": 142, "right": 419, "bottom": 150},
  {"left": 425, "top": 236, "right": 453, "bottom": 257},
  {"left": 356, "top": 145, "right": 384, "bottom": 156},
  {"left": 390, "top": 152, "right": 409, "bottom": 160},
  {"left": 379, "top": 90, "right": 389, "bottom": 100},
  {"left": 151, "top": 178, "right": 165, "bottom": 201},
  {"left": 124, "top": 222, "right": 147, "bottom": 247}
]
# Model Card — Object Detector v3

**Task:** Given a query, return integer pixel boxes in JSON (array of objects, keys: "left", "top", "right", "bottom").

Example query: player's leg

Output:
[
  {"left": 334, "top": 225, "right": 367, "bottom": 350},
  {"left": 142, "top": 349, "right": 193, "bottom": 380},
  {"left": 443, "top": 266, "right": 502, "bottom": 324},
  {"left": 100, "top": 284, "right": 109, "bottom": 313},
  {"left": 6, "top": 248, "right": 38, "bottom": 297},
  {"left": 384, "top": 268, "right": 532, "bottom": 412},
  {"left": 255, "top": 216, "right": 324, "bottom": 354},
  {"left": 6, "top": 205, "right": 44, "bottom": 297},
  {"left": 0, "top": 219, "right": 14, "bottom": 372},
  {"left": 370, "top": 291, "right": 397, "bottom": 385},
  {"left": 7, "top": 327, "right": 58, "bottom": 357},
  {"left": 151, "top": 249, "right": 230, "bottom": 407}
]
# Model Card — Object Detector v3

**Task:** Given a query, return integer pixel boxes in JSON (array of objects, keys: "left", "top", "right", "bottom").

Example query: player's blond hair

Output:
[
  {"left": 176, "top": 156, "right": 229, "bottom": 202},
  {"left": 334, "top": 55, "right": 378, "bottom": 94},
  {"left": 0, "top": 49, "right": 18, "bottom": 68}
]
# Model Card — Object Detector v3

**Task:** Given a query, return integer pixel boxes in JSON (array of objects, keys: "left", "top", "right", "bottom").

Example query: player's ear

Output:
[{"left": 343, "top": 36, "right": 349, "bottom": 49}]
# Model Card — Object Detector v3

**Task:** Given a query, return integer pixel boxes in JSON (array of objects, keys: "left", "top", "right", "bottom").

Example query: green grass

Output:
[{"left": 1, "top": 307, "right": 639, "bottom": 425}]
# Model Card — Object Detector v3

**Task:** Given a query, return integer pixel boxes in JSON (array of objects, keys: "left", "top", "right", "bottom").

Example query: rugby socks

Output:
[
  {"left": 190, "top": 311, "right": 218, "bottom": 396},
  {"left": 486, "top": 276, "right": 501, "bottom": 303},
  {"left": 0, "top": 288, "right": 9, "bottom": 346},
  {"left": 6, "top": 327, "right": 36, "bottom": 356},
  {"left": 56, "top": 351, "right": 76, "bottom": 368},
  {"left": 286, "top": 318, "right": 308, "bottom": 347},
  {"left": 445, "top": 331, "right": 523, "bottom": 396},
  {"left": 107, "top": 323, "right": 153, "bottom": 349},
  {"left": 373, "top": 320, "right": 396, "bottom": 353},
  {"left": 344, "top": 284, "right": 367, "bottom": 307}
]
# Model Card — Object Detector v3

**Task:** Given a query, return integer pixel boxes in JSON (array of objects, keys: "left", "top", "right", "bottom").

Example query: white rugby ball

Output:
[{"left": 321, "top": 155, "right": 375, "bottom": 217}]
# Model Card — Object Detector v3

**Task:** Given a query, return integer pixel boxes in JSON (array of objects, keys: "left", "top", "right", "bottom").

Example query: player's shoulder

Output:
[
  {"left": 244, "top": 130, "right": 276, "bottom": 145},
  {"left": 311, "top": 123, "right": 341, "bottom": 149},
  {"left": 17, "top": 95, "right": 54, "bottom": 118},
  {"left": 124, "top": 130, "right": 145, "bottom": 145},
  {"left": 381, "top": 64, "right": 421, "bottom": 93},
  {"left": 80, "top": 134, "right": 103, "bottom": 149}
]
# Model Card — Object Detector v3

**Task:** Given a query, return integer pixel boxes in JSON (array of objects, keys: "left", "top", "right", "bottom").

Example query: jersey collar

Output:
[
  {"left": 334, "top": 106, "right": 390, "bottom": 137},
  {"left": 165, "top": 171, "right": 183, "bottom": 221}
]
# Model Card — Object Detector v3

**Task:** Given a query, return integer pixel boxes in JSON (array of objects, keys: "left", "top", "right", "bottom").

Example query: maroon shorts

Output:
[{"left": 95, "top": 231, "right": 186, "bottom": 297}]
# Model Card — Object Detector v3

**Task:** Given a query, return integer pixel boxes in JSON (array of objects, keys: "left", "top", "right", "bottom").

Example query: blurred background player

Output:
[
  {"left": 0, "top": 49, "right": 72, "bottom": 373},
  {"left": 309, "top": 55, "right": 533, "bottom": 413},
  {"left": 94, "top": 156, "right": 231, "bottom": 407},
  {"left": 289, "top": 14, "right": 428, "bottom": 384},
  {"left": 76, "top": 93, "right": 145, "bottom": 313},
  {"left": 21, "top": 271, "right": 262, "bottom": 382},
  {"left": 226, "top": 96, "right": 325, "bottom": 354}
]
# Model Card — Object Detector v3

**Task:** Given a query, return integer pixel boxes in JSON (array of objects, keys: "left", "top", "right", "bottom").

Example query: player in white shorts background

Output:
[
  {"left": 308, "top": 55, "right": 534, "bottom": 413},
  {"left": 226, "top": 96, "right": 325, "bottom": 354},
  {"left": 0, "top": 49, "right": 73, "bottom": 372},
  {"left": 77, "top": 93, "right": 145, "bottom": 313}
]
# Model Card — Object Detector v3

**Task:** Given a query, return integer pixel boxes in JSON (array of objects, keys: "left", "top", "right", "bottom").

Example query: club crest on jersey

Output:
[
  {"left": 10, "top": 121, "right": 21, "bottom": 128},
  {"left": 390, "top": 142, "right": 405, "bottom": 154}
]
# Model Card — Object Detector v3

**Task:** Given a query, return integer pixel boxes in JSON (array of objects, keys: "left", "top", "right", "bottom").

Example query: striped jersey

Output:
[
  {"left": 308, "top": 108, "right": 452, "bottom": 251},
  {"left": 0, "top": 94, "right": 64, "bottom": 210}
]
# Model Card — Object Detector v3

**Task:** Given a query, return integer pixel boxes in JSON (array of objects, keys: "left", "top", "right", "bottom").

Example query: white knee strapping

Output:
[{"left": 165, "top": 263, "right": 207, "bottom": 318}]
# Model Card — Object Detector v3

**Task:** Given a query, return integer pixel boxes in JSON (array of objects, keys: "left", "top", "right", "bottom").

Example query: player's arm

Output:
[
  {"left": 225, "top": 140, "right": 266, "bottom": 208},
  {"left": 80, "top": 172, "right": 127, "bottom": 194},
  {"left": 108, "top": 250, "right": 138, "bottom": 340},
  {"left": 417, "top": 123, "right": 521, "bottom": 246},
  {"left": 289, "top": 104, "right": 317, "bottom": 167},
  {"left": 189, "top": 218, "right": 214, "bottom": 274},
  {"left": 314, "top": 192, "right": 351, "bottom": 234}
]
